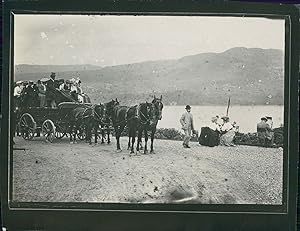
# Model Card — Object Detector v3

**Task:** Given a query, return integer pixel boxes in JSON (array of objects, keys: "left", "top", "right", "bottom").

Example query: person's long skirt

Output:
[{"left": 220, "top": 130, "right": 236, "bottom": 146}]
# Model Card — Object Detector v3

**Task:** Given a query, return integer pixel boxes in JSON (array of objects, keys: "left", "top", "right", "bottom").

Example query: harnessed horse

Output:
[
  {"left": 68, "top": 104, "right": 104, "bottom": 145},
  {"left": 136, "top": 95, "right": 163, "bottom": 154},
  {"left": 126, "top": 102, "right": 155, "bottom": 154},
  {"left": 105, "top": 99, "right": 129, "bottom": 150}
]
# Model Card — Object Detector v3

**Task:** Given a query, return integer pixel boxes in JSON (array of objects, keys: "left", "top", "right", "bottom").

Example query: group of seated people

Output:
[
  {"left": 199, "top": 115, "right": 238, "bottom": 147},
  {"left": 13, "top": 72, "right": 85, "bottom": 109}
]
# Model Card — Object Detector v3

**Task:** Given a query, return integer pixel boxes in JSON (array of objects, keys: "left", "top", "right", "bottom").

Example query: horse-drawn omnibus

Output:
[{"left": 14, "top": 84, "right": 93, "bottom": 143}]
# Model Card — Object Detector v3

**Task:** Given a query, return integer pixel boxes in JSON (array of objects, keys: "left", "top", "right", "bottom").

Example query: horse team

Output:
[{"left": 68, "top": 95, "right": 163, "bottom": 154}]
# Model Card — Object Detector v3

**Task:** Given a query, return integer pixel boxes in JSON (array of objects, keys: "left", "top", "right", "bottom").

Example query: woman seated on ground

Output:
[
  {"left": 198, "top": 117, "right": 221, "bottom": 147},
  {"left": 220, "top": 116, "right": 236, "bottom": 147}
]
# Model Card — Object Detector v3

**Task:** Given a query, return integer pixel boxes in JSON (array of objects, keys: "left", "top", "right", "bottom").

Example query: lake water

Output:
[{"left": 157, "top": 105, "right": 284, "bottom": 133}]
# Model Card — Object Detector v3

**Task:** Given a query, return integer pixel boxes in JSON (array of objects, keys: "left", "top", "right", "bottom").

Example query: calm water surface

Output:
[{"left": 157, "top": 105, "right": 284, "bottom": 133}]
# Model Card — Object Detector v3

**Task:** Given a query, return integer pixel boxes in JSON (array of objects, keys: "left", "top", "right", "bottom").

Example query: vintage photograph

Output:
[{"left": 12, "top": 14, "right": 285, "bottom": 205}]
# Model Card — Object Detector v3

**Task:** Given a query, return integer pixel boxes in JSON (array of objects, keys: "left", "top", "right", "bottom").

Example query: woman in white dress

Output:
[{"left": 220, "top": 116, "right": 236, "bottom": 146}]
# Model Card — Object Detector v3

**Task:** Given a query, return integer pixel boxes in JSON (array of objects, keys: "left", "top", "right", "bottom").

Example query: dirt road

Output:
[{"left": 12, "top": 136, "right": 283, "bottom": 204}]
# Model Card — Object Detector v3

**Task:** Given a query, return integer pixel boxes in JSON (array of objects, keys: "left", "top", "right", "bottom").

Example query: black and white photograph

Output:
[{"left": 12, "top": 14, "right": 285, "bottom": 205}]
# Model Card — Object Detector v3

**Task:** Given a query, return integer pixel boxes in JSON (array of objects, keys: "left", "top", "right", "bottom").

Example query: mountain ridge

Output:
[{"left": 14, "top": 47, "right": 284, "bottom": 106}]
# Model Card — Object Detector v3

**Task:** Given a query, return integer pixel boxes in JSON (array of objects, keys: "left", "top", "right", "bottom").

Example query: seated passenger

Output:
[
  {"left": 220, "top": 116, "right": 236, "bottom": 147},
  {"left": 199, "top": 117, "right": 220, "bottom": 147},
  {"left": 13, "top": 81, "right": 23, "bottom": 109},
  {"left": 37, "top": 80, "right": 46, "bottom": 108}
]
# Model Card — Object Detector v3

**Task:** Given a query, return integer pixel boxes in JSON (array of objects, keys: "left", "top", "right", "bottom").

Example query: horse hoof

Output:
[
  {"left": 144, "top": 150, "right": 148, "bottom": 154},
  {"left": 150, "top": 151, "right": 155, "bottom": 154},
  {"left": 70, "top": 141, "right": 73, "bottom": 144},
  {"left": 116, "top": 149, "right": 122, "bottom": 153}
]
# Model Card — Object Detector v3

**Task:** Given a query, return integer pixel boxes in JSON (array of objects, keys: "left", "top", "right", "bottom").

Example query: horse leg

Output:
[
  {"left": 144, "top": 128, "right": 148, "bottom": 154},
  {"left": 127, "top": 136, "right": 131, "bottom": 150},
  {"left": 150, "top": 129, "right": 155, "bottom": 154},
  {"left": 130, "top": 128, "right": 136, "bottom": 154},
  {"left": 73, "top": 123, "right": 77, "bottom": 144},
  {"left": 115, "top": 126, "right": 121, "bottom": 150},
  {"left": 107, "top": 126, "right": 111, "bottom": 144},
  {"left": 137, "top": 129, "right": 142, "bottom": 152},
  {"left": 101, "top": 125, "right": 105, "bottom": 144},
  {"left": 94, "top": 122, "right": 98, "bottom": 144}
]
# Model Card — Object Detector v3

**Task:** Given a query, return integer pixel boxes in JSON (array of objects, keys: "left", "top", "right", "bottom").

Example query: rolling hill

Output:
[{"left": 14, "top": 47, "right": 284, "bottom": 105}]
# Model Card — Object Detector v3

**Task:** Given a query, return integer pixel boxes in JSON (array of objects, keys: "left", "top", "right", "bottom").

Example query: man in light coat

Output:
[{"left": 180, "top": 105, "right": 195, "bottom": 148}]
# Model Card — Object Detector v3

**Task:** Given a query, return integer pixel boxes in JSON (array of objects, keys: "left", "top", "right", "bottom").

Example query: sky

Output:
[{"left": 14, "top": 14, "right": 285, "bottom": 67}]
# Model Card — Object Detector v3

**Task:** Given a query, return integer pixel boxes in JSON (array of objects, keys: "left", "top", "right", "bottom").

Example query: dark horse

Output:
[
  {"left": 136, "top": 95, "right": 163, "bottom": 154},
  {"left": 105, "top": 99, "right": 129, "bottom": 151},
  {"left": 68, "top": 104, "right": 104, "bottom": 144},
  {"left": 126, "top": 102, "right": 155, "bottom": 154}
]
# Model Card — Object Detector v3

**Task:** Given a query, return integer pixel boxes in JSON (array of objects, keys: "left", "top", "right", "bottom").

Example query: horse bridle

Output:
[
  {"left": 138, "top": 103, "right": 155, "bottom": 125},
  {"left": 152, "top": 99, "right": 163, "bottom": 121}
]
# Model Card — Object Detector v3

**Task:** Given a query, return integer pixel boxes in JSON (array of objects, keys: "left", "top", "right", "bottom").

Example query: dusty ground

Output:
[{"left": 12, "top": 136, "right": 283, "bottom": 204}]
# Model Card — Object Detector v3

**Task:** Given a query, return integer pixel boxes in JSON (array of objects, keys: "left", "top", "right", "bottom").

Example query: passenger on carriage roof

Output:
[
  {"left": 45, "top": 72, "right": 57, "bottom": 108},
  {"left": 58, "top": 79, "right": 65, "bottom": 90},
  {"left": 23, "top": 81, "right": 39, "bottom": 108},
  {"left": 37, "top": 80, "right": 46, "bottom": 108},
  {"left": 13, "top": 81, "right": 23, "bottom": 109}
]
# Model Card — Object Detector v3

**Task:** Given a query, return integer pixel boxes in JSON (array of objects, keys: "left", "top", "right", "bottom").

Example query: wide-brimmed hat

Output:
[
  {"left": 265, "top": 116, "right": 272, "bottom": 120},
  {"left": 40, "top": 77, "right": 50, "bottom": 82},
  {"left": 185, "top": 105, "right": 191, "bottom": 110},
  {"left": 211, "top": 117, "right": 218, "bottom": 122},
  {"left": 16, "top": 81, "right": 23, "bottom": 85},
  {"left": 221, "top": 116, "right": 229, "bottom": 122},
  {"left": 261, "top": 117, "right": 268, "bottom": 121}
]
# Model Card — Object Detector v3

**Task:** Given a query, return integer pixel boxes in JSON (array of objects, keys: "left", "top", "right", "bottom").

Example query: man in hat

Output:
[
  {"left": 46, "top": 72, "right": 57, "bottom": 108},
  {"left": 257, "top": 117, "right": 272, "bottom": 147},
  {"left": 23, "top": 80, "right": 36, "bottom": 107},
  {"left": 265, "top": 116, "right": 274, "bottom": 146},
  {"left": 180, "top": 105, "right": 195, "bottom": 148}
]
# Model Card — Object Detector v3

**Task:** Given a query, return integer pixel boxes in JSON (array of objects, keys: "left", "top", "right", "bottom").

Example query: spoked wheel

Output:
[
  {"left": 19, "top": 113, "right": 36, "bottom": 141},
  {"left": 77, "top": 125, "right": 87, "bottom": 140},
  {"left": 54, "top": 124, "right": 66, "bottom": 139},
  {"left": 42, "top": 120, "right": 56, "bottom": 143}
]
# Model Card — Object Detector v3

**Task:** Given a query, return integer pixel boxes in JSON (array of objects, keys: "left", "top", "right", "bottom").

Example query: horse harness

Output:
[{"left": 112, "top": 103, "right": 152, "bottom": 126}]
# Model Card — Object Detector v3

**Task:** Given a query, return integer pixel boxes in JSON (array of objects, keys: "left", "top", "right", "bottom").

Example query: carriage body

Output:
[
  {"left": 16, "top": 104, "right": 73, "bottom": 142},
  {"left": 15, "top": 101, "right": 93, "bottom": 143}
]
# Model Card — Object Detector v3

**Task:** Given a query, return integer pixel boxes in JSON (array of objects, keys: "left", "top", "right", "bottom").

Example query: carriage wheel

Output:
[
  {"left": 77, "top": 125, "right": 86, "bottom": 140},
  {"left": 42, "top": 120, "right": 56, "bottom": 143},
  {"left": 54, "top": 124, "right": 66, "bottom": 139},
  {"left": 19, "top": 113, "right": 36, "bottom": 141}
]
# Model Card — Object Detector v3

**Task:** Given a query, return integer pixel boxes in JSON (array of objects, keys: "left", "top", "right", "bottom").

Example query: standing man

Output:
[
  {"left": 257, "top": 117, "right": 271, "bottom": 147},
  {"left": 180, "top": 105, "right": 195, "bottom": 148},
  {"left": 46, "top": 72, "right": 57, "bottom": 108}
]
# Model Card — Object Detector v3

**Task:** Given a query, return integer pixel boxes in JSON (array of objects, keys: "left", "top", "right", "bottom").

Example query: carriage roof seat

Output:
[{"left": 58, "top": 102, "right": 93, "bottom": 110}]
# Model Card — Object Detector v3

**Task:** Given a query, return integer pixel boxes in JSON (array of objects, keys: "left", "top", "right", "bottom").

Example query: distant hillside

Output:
[
  {"left": 15, "top": 47, "right": 284, "bottom": 105},
  {"left": 14, "top": 64, "right": 102, "bottom": 75}
]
